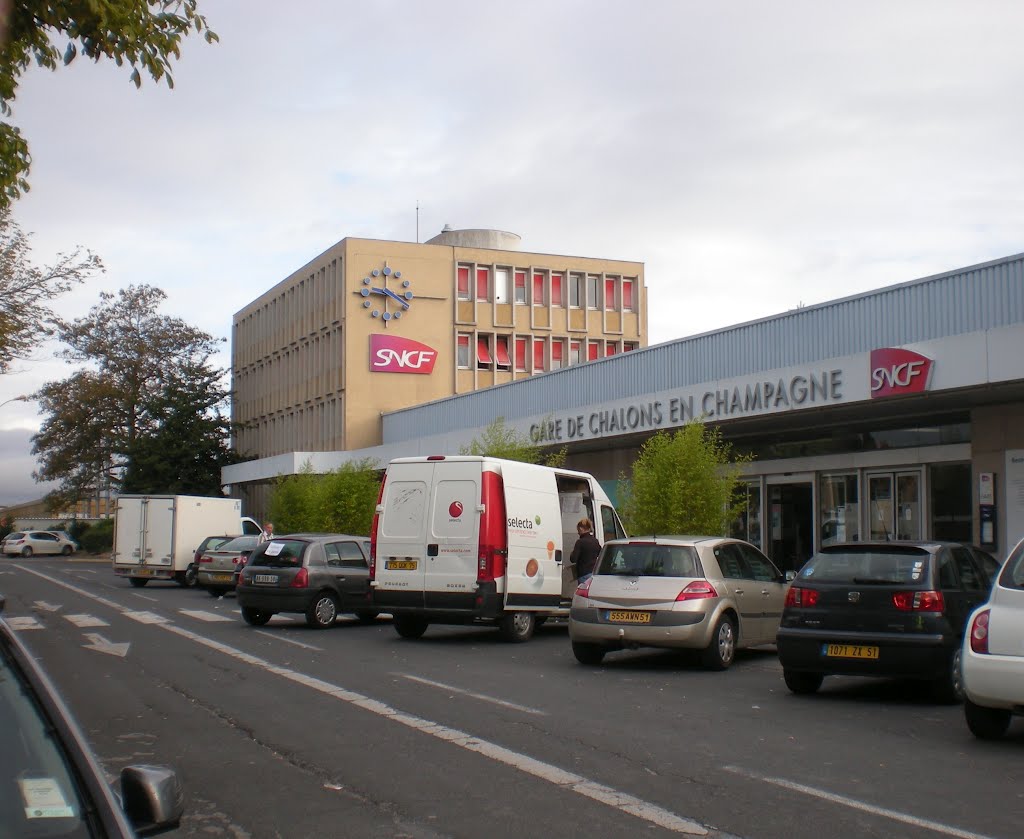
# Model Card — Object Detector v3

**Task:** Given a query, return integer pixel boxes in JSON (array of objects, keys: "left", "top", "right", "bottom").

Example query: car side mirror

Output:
[
  {"left": 785, "top": 571, "right": 797, "bottom": 582},
  {"left": 120, "top": 764, "right": 184, "bottom": 836}
]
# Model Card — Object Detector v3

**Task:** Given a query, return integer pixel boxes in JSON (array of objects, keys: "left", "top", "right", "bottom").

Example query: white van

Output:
[{"left": 370, "top": 455, "right": 625, "bottom": 641}]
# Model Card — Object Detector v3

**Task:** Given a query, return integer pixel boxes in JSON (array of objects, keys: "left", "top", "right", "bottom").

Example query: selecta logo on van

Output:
[
  {"left": 870, "top": 348, "right": 933, "bottom": 399},
  {"left": 369, "top": 334, "right": 438, "bottom": 375},
  {"left": 448, "top": 501, "right": 463, "bottom": 518},
  {"left": 507, "top": 516, "right": 536, "bottom": 530}
]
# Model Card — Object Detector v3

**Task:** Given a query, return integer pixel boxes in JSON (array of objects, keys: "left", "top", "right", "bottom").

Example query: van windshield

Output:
[
  {"left": 248, "top": 540, "right": 307, "bottom": 568},
  {"left": 598, "top": 544, "right": 699, "bottom": 577}
]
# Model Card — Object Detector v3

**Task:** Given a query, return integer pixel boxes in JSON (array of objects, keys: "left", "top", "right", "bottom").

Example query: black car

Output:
[
  {"left": 1, "top": 595, "right": 183, "bottom": 836},
  {"left": 235, "top": 533, "right": 379, "bottom": 628},
  {"left": 777, "top": 541, "right": 999, "bottom": 702}
]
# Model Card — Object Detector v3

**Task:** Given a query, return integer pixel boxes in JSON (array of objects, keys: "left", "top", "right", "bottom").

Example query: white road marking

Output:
[
  {"left": 132, "top": 593, "right": 158, "bottom": 602},
  {"left": 723, "top": 766, "right": 997, "bottom": 839},
  {"left": 399, "top": 674, "right": 547, "bottom": 716},
  {"left": 34, "top": 600, "right": 62, "bottom": 612},
  {"left": 65, "top": 614, "right": 109, "bottom": 628},
  {"left": 124, "top": 610, "right": 166, "bottom": 625},
  {"left": 6, "top": 616, "right": 43, "bottom": 630},
  {"left": 253, "top": 630, "right": 323, "bottom": 651},
  {"left": 82, "top": 632, "right": 130, "bottom": 657},
  {"left": 179, "top": 609, "right": 235, "bottom": 622},
  {"left": 16, "top": 565, "right": 711, "bottom": 835}
]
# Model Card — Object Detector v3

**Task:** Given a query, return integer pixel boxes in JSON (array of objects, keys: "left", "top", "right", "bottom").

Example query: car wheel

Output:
[
  {"left": 241, "top": 607, "right": 273, "bottom": 627},
  {"left": 931, "top": 645, "right": 965, "bottom": 704},
  {"left": 964, "top": 698, "right": 1012, "bottom": 740},
  {"left": 354, "top": 610, "right": 380, "bottom": 623},
  {"left": 21, "top": 546, "right": 32, "bottom": 557},
  {"left": 499, "top": 611, "right": 536, "bottom": 643},
  {"left": 306, "top": 593, "right": 338, "bottom": 629},
  {"left": 179, "top": 565, "right": 198, "bottom": 587},
  {"left": 393, "top": 615, "right": 429, "bottom": 639},
  {"left": 572, "top": 642, "right": 606, "bottom": 665},
  {"left": 61, "top": 545, "right": 73, "bottom": 556},
  {"left": 128, "top": 578, "right": 149, "bottom": 588},
  {"left": 700, "top": 614, "right": 736, "bottom": 670},
  {"left": 207, "top": 587, "right": 227, "bottom": 598},
  {"left": 784, "top": 669, "right": 824, "bottom": 695}
]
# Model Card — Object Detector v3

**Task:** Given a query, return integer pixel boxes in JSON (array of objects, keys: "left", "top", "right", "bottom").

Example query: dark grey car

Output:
[{"left": 235, "top": 533, "right": 379, "bottom": 628}]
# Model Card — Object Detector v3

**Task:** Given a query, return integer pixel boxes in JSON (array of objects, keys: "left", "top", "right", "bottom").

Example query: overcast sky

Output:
[{"left": 2, "top": 1, "right": 1023, "bottom": 507}]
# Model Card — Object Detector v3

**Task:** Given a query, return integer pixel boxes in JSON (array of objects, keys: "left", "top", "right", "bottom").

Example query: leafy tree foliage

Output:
[
  {"left": 619, "top": 422, "right": 753, "bottom": 536},
  {"left": 31, "top": 284, "right": 229, "bottom": 505},
  {"left": 267, "top": 459, "right": 381, "bottom": 536},
  {"left": 77, "top": 517, "right": 114, "bottom": 554},
  {"left": 459, "top": 417, "right": 566, "bottom": 467},
  {"left": 0, "top": 1, "right": 218, "bottom": 205},
  {"left": 0, "top": 208, "right": 102, "bottom": 372}
]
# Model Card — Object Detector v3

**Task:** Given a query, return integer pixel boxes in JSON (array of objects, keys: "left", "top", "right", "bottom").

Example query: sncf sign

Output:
[
  {"left": 370, "top": 334, "right": 438, "bottom": 374},
  {"left": 870, "top": 348, "right": 933, "bottom": 399}
]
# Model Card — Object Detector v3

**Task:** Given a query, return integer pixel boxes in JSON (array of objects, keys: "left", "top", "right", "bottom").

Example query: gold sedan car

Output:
[{"left": 569, "top": 536, "right": 790, "bottom": 669}]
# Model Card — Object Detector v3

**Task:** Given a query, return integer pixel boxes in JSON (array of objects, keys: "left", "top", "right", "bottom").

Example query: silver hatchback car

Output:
[{"left": 569, "top": 536, "right": 790, "bottom": 669}]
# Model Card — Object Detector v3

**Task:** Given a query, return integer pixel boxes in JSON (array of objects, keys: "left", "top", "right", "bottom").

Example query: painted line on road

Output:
[
  {"left": 6, "top": 616, "right": 43, "bottom": 630},
  {"left": 65, "top": 614, "right": 109, "bottom": 628},
  {"left": 253, "top": 630, "right": 323, "bottom": 651},
  {"left": 16, "top": 564, "right": 711, "bottom": 836},
  {"left": 399, "top": 673, "right": 547, "bottom": 716},
  {"left": 723, "top": 766, "right": 997, "bottom": 839},
  {"left": 179, "top": 609, "right": 235, "bottom": 623},
  {"left": 132, "top": 593, "right": 159, "bottom": 602}
]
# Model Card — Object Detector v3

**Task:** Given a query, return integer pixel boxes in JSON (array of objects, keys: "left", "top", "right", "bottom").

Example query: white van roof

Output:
[{"left": 387, "top": 455, "right": 597, "bottom": 482}]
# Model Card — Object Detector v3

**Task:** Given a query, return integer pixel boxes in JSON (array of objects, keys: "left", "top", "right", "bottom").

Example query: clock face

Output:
[{"left": 360, "top": 262, "right": 413, "bottom": 324}]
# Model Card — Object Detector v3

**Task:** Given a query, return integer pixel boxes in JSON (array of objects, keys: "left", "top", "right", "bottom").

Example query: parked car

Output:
[
  {"left": 236, "top": 534, "right": 379, "bottom": 628},
  {"left": 0, "top": 593, "right": 184, "bottom": 836},
  {"left": 196, "top": 535, "right": 260, "bottom": 596},
  {"left": 2, "top": 530, "right": 78, "bottom": 557},
  {"left": 777, "top": 541, "right": 999, "bottom": 702},
  {"left": 568, "top": 536, "right": 789, "bottom": 669},
  {"left": 184, "top": 534, "right": 241, "bottom": 587},
  {"left": 962, "top": 537, "right": 1024, "bottom": 739}
]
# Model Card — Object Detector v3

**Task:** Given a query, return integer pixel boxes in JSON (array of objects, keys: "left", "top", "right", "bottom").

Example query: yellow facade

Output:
[{"left": 232, "top": 234, "right": 646, "bottom": 460}]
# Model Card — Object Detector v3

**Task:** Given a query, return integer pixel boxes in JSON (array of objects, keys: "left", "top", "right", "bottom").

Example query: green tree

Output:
[
  {"left": 619, "top": 422, "right": 753, "bottom": 536},
  {"left": 0, "top": 1, "right": 218, "bottom": 205},
  {"left": 267, "top": 459, "right": 381, "bottom": 536},
  {"left": 31, "top": 284, "right": 228, "bottom": 505},
  {"left": 0, "top": 208, "right": 102, "bottom": 372},
  {"left": 459, "top": 416, "right": 566, "bottom": 467}
]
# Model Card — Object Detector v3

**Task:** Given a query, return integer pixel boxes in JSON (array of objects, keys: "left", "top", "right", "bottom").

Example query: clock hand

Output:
[{"left": 370, "top": 286, "right": 411, "bottom": 308}]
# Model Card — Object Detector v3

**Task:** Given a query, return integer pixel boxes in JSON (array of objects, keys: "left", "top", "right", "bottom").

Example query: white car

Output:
[
  {"left": 962, "top": 537, "right": 1024, "bottom": 739},
  {"left": 2, "top": 530, "right": 78, "bottom": 557}
]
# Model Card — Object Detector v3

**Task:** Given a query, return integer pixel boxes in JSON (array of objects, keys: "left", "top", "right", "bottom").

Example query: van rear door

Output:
[
  {"left": 374, "top": 461, "right": 433, "bottom": 606},
  {"left": 424, "top": 459, "right": 482, "bottom": 610}
]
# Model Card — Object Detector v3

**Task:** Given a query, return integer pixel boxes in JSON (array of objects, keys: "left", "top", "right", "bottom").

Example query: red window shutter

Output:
[
  {"left": 477, "top": 338, "right": 492, "bottom": 364},
  {"left": 552, "top": 341, "right": 563, "bottom": 363},
  {"left": 477, "top": 267, "right": 490, "bottom": 300},
  {"left": 515, "top": 337, "right": 526, "bottom": 370},
  {"left": 515, "top": 271, "right": 526, "bottom": 298},
  {"left": 457, "top": 266, "right": 470, "bottom": 297},
  {"left": 458, "top": 335, "right": 469, "bottom": 349},
  {"left": 606, "top": 343, "right": 617, "bottom": 356},
  {"left": 605, "top": 279, "right": 615, "bottom": 310},
  {"left": 622, "top": 280, "right": 633, "bottom": 311},
  {"left": 534, "top": 339, "right": 545, "bottom": 370},
  {"left": 588, "top": 342, "right": 599, "bottom": 361},
  {"left": 533, "top": 273, "right": 544, "bottom": 305},
  {"left": 570, "top": 341, "right": 581, "bottom": 363},
  {"left": 551, "top": 273, "right": 563, "bottom": 305},
  {"left": 495, "top": 338, "right": 511, "bottom": 367}
]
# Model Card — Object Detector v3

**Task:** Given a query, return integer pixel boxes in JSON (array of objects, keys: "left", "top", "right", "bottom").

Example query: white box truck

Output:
[
  {"left": 112, "top": 494, "right": 261, "bottom": 588},
  {"left": 370, "top": 456, "right": 625, "bottom": 642}
]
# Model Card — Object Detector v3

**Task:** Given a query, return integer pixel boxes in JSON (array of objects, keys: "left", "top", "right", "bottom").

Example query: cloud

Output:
[{"left": 0, "top": 429, "right": 57, "bottom": 506}]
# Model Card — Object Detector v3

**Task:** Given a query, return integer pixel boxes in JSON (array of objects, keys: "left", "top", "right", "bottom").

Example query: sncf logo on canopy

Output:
[
  {"left": 370, "top": 334, "right": 438, "bottom": 374},
  {"left": 870, "top": 348, "right": 933, "bottom": 398}
]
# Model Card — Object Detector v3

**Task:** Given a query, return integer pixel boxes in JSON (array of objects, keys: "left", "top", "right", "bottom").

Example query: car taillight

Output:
[
  {"left": 575, "top": 577, "right": 593, "bottom": 598},
  {"left": 477, "top": 470, "right": 507, "bottom": 583},
  {"left": 969, "top": 609, "right": 991, "bottom": 654},
  {"left": 676, "top": 580, "right": 717, "bottom": 601},
  {"left": 892, "top": 590, "right": 944, "bottom": 612},
  {"left": 369, "top": 475, "right": 386, "bottom": 581},
  {"left": 290, "top": 568, "right": 309, "bottom": 588},
  {"left": 199, "top": 555, "right": 212, "bottom": 564},
  {"left": 785, "top": 587, "right": 819, "bottom": 607}
]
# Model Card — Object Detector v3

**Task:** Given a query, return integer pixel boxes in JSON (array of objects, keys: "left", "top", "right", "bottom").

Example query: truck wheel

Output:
[
  {"left": 499, "top": 611, "right": 536, "bottom": 643},
  {"left": 572, "top": 642, "right": 606, "bottom": 665},
  {"left": 306, "top": 593, "right": 338, "bottom": 629},
  {"left": 393, "top": 615, "right": 429, "bottom": 639},
  {"left": 700, "top": 615, "right": 736, "bottom": 670},
  {"left": 241, "top": 607, "right": 272, "bottom": 627},
  {"left": 354, "top": 610, "right": 380, "bottom": 623},
  {"left": 129, "top": 578, "right": 148, "bottom": 588}
]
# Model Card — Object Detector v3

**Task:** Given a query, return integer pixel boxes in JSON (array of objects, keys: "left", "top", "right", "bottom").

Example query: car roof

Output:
[
  {"left": 819, "top": 541, "right": 945, "bottom": 553},
  {"left": 604, "top": 535, "right": 733, "bottom": 546}
]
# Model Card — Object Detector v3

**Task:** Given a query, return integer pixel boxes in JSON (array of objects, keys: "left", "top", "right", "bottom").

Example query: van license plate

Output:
[
  {"left": 386, "top": 560, "right": 418, "bottom": 571},
  {"left": 823, "top": 644, "right": 879, "bottom": 659},
  {"left": 608, "top": 610, "right": 652, "bottom": 624},
  {"left": 136, "top": 569, "right": 153, "bottom": 577},
  {"left": 253, "top": 574, "right": 276, "bottom": 584}
]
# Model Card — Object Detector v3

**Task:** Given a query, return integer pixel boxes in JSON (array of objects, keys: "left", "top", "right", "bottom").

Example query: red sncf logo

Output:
[
  {"left": 870, "top": 348, "right": 933, "bottom": 399},
  {"left": 370, "top": 334, "right": 438, "bottom": 375},
  {"left": 449, "top": 501, "right": 463, "bottom": 518}
]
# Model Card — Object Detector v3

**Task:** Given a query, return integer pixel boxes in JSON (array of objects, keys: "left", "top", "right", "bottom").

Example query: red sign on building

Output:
[
  {"left": 870, "top": 348, "right": 933, "bottom": 398},
  {"left": 370, "top": 334, "right": 438, "bottom": 374}
]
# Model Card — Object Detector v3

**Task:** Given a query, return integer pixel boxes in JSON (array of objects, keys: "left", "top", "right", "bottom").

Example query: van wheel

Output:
[
  {"left": 393, "top": 615, "right": 428, "bottom": 639},
  {"left": 129, "top": 578, "right": 148, "bottom": 588},
  {"left": 965, "top": 699, "right": 1012, "bottom": 740},
  {"left": 700, "top": 615, "right": 736, "bottom": 670},
  {"left": 572, "top": 642, "right": 606, "bottom": 665},
  {"left": 307, "top": 593, "right": 338, "bottom": 629},
  {"left": 241, "top": 607, "right": 273, "bottom": 627},
  {"left": 499, "top": 611, "right": 536, "bottom": 643},
  {"left": 354, "top": 610, "right": 380, "bottom": 623},
  {"left": 784, "top": 670, "right": 824, "bottom": 695}
]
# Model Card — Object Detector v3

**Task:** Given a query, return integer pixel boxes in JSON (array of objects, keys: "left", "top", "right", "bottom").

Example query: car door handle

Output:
[{"left": 734, "top": 587, "right": 745, "bottom": 595}]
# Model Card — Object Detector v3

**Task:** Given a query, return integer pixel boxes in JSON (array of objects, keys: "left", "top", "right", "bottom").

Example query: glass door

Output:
[{"left": 867, "top": 470, "right": 923, "bottom": 541}]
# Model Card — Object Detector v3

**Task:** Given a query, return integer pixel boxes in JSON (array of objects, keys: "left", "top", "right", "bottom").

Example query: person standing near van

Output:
[
  {"left": 570, "top": 518, "right": 601, "bottom": 584},
  {"left": 259, "top": 522, "right": 274, "bottom": 543}
]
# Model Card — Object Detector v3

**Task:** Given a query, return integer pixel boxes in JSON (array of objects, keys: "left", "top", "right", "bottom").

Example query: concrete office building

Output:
[{"left": 225, "top": 250, "right": 1024, "bottom": 572}]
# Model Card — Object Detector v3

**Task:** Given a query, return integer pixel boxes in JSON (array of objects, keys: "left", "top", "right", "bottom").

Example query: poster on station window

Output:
[{"left": 1006, "top": 450, "right": 1024, "bottom": 551}]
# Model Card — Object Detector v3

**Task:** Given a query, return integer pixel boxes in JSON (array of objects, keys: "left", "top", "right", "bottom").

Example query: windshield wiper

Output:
[{"left": 851, "top": 577, "right": 900, "bottom": 585}]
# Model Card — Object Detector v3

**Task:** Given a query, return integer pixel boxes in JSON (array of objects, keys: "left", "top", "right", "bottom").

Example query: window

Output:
[
  {"left": 476, "top": 267, "right": 490, "bottom": 301},
  {"left": 326, "top": 541, "right": 368, "bottom": 568},
  {"left": 495, "top": 335, "right": 511, "bottom": 369},
  {"left": 457, "top": 334, "right": 470, "bottom": 368},
  {"left": 605, "top": 277, "right": 617, "bottom": 310},
  {"left": 622, "top": 278, "right": 634, "bottom": 311},
  {"left": 476, "top": 336, "right": 492, "bottom": 369},
  {"left": 606, "top": 342, "right": 618, "bottom": 356},
  {"left": 819, "top": 474, "right": 859, "bottom": 546},
  {"left": 569, "top": 272, "right": 583, "bottom": 307},
  {"left": 737, "top": 544, "right": 780, "bottom": 582},
  {"left": 532, "top": 272, "right": 545, "bottom": 306},
  {"left": 587, "top": 341, "right": 599, "bottom": 361},
  {"left": 551, "top": 273, "right": 564, "bottom": 306},
  {"left": 457, "top": 265, "right": 470, "bottom": 300},
  {"left": 623, "top": 341, "right": 638, "bottom": 352},
  {"left": 601, "top": 506, "right": 625, "bottom": 541},
  {"left": 587, "top": 274, "right": 600, "bottom": 309},
  {"left": 550, "top": 339, "right": 564, "bottom": 370},
  {"left": 514, "top": 270, "right": 527, "bottom": 304},
  {"left": 569, "top": 340, "right": 582, "bottom": 366},
  {"left": 514, "top": 337, "right": 527, "bottom": 371},
  {"left": 495, "top": 268, "right": 509, "bottom": 304},
  {"left": 533, "top": 337, "right": 546, "bottom": 372},
  {"left": 713, "top": 544, "right": 746, "bottom": 579},
  {"left": 952, "top": 547, "right": 984, "bottom": 592}
]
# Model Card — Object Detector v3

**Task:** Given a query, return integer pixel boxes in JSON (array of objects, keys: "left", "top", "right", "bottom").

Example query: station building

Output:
[{"left": 225, "top": 249, "right": 1024, "bottom": 572}]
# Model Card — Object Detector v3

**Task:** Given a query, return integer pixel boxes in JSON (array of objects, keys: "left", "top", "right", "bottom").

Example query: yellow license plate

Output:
[
  {"left": 608, "top": 610, "right": 652, "bottom": 624},
  {"left": 137, "top": 569, "right": 153, "bottom": 577},
  {"left": 824, "top": 644, "right": 879, "bottom": 659},
  {"left": 386, "top": 559, "right": 418, "bottom": 571},
  {"left": 211, "top": 573, "right": 234, "bottom": 582}
]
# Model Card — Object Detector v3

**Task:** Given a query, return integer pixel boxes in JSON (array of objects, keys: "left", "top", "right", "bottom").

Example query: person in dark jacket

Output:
[{"left": 569, "top": 518, "right": 601, "bottom": 583}]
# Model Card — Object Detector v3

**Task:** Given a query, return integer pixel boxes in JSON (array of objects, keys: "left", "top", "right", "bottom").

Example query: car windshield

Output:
[
  {"left": 248, "top": 539, "right": 307, "bottom": 568},
  {"left": 216, "top": 536, "right": 258, "bottom": 552},
  {"left": 799, "top": 546, "right": 932, "bottom": 584},
  {"left": 997, "top": 539, "right": 1024, "bottom": 590},
  {"left": 0, "top": 633, "right": 94, "bottom": 836},
  {"left": 597, "top": 544, "right": 699, "bottom": 577}
]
